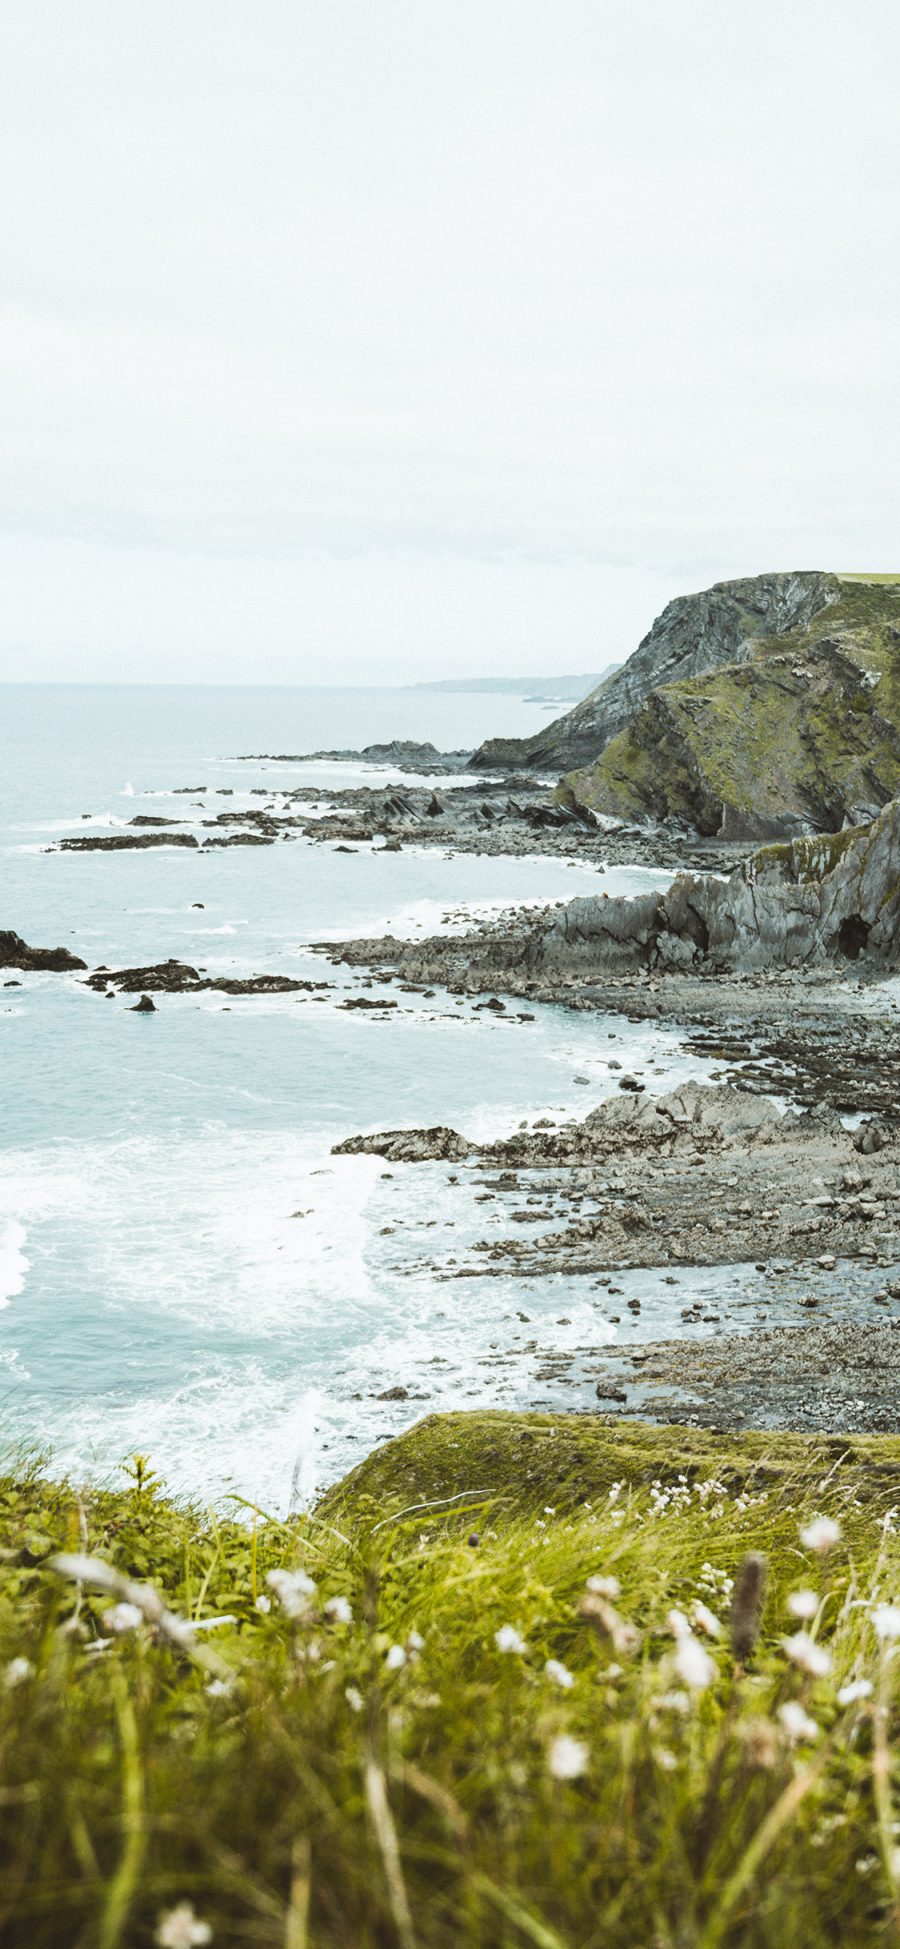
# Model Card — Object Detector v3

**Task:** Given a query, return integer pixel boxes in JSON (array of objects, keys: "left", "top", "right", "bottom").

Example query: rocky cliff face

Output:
[
  {"left": 562, "top": 577, "right": 900, "bottom": 839},
  {"left": 469, "top": 570, "right": 841, "bottom": 773},
  {"left": 528, "top": 796, "right": 900, "bottom": 973}
]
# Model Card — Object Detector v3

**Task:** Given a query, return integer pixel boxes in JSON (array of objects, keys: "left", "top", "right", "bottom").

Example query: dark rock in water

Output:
[
  {"left": 85, "top": 958, "right": 330, "bottom": 998},
  {"left": 0, "top": 930, "right": 87, "bottom": 972},
  {"left": 128, "top": 815, "right": 183, "bottom": 827},
  {"left": 333, "top": 1126, "right": 473, "bottom": 1162},
  {"left": 340, "top": 996, "right": 399, "bottom": 1010},
  {"left": 58, "top": 832, "right": 199, "bottom": 851},
  {"left": 201, "top": 833, "right": 277, "bottom": 847},
  {"left": 87, "top": 958, "right": 200, "bottom": 992},
  {"left": 130, "top": 994, "right": 156, "bottom": 1012},
  {"left": 191, "top": 903, "right": 205, "bottom": 909},
  {"left": 374, "top": 1385, "right": 409, "bottom": 1401}
]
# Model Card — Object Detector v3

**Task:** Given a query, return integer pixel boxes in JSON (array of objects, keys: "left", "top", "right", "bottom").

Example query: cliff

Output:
[
  {"left": 469, "top": 569, "right": 841, "bottom": 774},
  {"left": 562, "top": 576, "right": 900, "bottom": 838}
]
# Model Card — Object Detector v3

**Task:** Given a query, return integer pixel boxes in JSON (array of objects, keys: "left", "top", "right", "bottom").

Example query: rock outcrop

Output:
[
  {"left": 332, "top": 1126, "right": 473, "bottom": 1162},
  {"left": 0, "top": 930, "right": 86, "bottom": 972},
  {"left": 470, "top": 571, "right": 841, "bottom": 773},
  {"left": 84, "top": 958, "right": 329, "bottom": 997},
  {"left": 531, "top": 797, "right": 900, "bottom": 973}
]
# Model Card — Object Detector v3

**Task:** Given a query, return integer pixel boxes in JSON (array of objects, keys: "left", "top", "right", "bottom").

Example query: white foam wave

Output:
[{"left": 0, "top": 1221, "right": 29, "bottom": 1307}]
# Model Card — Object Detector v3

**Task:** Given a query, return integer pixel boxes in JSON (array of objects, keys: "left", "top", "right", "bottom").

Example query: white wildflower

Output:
[
  {"left": 838, "top": 1678, "right": 873, "bottom": 1706},
  {"left": 657, "top": 1689, "right": 690, "bottom": 1714},
  {"left": 4, "top": 1657, "right": 33, "bottom": 1690},
  {"left": 548, "top": 1734, "right": 589, "bottom": 1780},
  {"left": 407, "top": 1628, "right": 425, "bottom": 1652},
  {"left": 254, "top": 1594, "right": 271, "bottom": 1614},
  {"left": 544, "top": 1658, "right": 574, "bottom": 1689},
  {"left": 799, "top": 1516, "right": 841, "bottom": 1554},
  {"left": 102, "top": 1602, "right": 143, "bottom": 1636},
  {"left": 586, "top": 1574, "right": 620, "bottom": 1600},
  {"left": 205, "top": 1678, "right": 231, "bottom": 1699},
  {"left": 345, "top": 1685, "right": 363, "bottom": 1712},
  {"left": 673, "top": 1635, "right": 716, "bottom": 1690},
  {"left": 543, "top": 1506, "right": 556, "bottom": 1516},
  {"left": 155, "top": 1902, "right": 213, "bottom": 1948},
  {"left": 783, "top": 1631, "right": 833, "bottom": 1678},
  {"left": 691, "top": 1601, "right": 722, "bottom": 1639},
  {"left": 872, "top": 1603, "right": 900, "bottom": 1642},
  {"left": 787, "top": 1589, "right": 818, "bottom": 1622},
  {"left": 266, "top": 1568, "right": 317, "bottom": 1619},
  {"left": 323, "top": 1596, "right": 353, "bottom": 1626},
  {"left": 495, "top": 1624, "right": 527, "bottom": 1655},
  {"left": 666, "top": 1607, "right": 691, "bottom": 1640},
  {"left": 385, "top": 1644, "right": 407, "bottom": 1670},
  {"left": 778, "top": 1700, "right": 820, "bottom": 1743}
]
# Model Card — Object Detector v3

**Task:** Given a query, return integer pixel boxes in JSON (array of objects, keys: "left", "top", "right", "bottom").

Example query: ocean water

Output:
[{"left": 2, "top": 682, "right": 718, "bottom": 1510}]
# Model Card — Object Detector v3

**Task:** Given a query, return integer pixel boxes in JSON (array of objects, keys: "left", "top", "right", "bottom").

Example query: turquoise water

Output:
[{"left": 1, "top": 684, "right": 706, "bottom": 1508}]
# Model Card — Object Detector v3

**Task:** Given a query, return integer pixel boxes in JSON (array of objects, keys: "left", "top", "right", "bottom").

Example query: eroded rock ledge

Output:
[{"left": 536, "top": 798, "right": 900, "bottom": 973}]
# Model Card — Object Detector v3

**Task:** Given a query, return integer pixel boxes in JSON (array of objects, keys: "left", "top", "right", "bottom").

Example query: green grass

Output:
[{"left": 5, "top": 1416, "right": 900, "bottom": 1946}]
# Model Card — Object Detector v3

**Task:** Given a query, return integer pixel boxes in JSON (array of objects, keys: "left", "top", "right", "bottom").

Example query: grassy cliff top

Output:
[{"left": 5, "top": 1414, "right": 900, "bottom": 1944}]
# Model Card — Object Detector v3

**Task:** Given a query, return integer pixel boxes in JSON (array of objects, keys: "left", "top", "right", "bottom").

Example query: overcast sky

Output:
[{"left": 1, "top": 1, "right": 898, "bottom": 685}]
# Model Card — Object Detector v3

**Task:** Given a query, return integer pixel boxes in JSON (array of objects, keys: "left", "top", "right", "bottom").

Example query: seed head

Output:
[{"left": 729, "top": 1553, "right": 767, "bottom": 1663}]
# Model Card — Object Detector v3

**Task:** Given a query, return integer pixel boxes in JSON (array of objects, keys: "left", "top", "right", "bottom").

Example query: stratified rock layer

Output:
[{"left": 534, "top": 797, "right": 900, "bottom": 973}]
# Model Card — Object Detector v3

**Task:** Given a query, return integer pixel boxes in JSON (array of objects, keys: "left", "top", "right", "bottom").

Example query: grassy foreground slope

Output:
[{"left": 5, "top": 1416, "right": 900, "bottom": 1944}]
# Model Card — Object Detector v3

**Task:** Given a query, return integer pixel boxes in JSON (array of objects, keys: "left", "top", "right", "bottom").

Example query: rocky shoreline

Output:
[
  {"left": 314, "top": 807, "right": 900, "bottom": 1431},
  {"left": 13, "top": 668, "right": 900, "bottom": 1438}
]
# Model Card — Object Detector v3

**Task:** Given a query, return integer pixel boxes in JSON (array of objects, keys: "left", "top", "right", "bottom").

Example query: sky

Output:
[{"left": 1, "top": 0, "right": 898, "bottom": 686}]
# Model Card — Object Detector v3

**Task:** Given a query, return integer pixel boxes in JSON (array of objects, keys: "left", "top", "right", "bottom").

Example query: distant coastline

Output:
[{"left": 406, "top": 670, "right": 608, "bottom": 699}]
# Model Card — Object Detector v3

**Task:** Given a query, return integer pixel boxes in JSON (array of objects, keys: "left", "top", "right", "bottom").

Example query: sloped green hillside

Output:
[
  {"left": 562, "top": 577, "right": 900, "bottom": 838},
  {"left": 5, "top": 1415, "right": 900, "bottom": 1944}
]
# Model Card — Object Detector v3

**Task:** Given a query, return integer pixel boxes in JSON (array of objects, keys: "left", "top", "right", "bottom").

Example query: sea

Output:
[{"left": 0, "top": 682, "right": 777, "bottom": 1511}]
